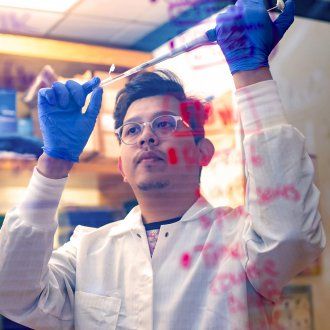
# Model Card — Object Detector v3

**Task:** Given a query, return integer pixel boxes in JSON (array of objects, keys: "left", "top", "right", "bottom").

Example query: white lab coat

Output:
[{"left": 0, "top": 81, "right": 326, "bottom": 330}]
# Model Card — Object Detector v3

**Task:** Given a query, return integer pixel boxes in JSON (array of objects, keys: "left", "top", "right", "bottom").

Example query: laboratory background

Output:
[{"left": 0, "top": 0, "right": 329, "bottom": 329}]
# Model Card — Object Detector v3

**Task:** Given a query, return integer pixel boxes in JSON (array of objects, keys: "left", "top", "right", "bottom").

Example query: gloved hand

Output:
[
  {"left": 38, "top": 77, "right": 103, "bottom": 162},
  {"left": 215, "top": 0, "right": 295, "bottom": 74}
]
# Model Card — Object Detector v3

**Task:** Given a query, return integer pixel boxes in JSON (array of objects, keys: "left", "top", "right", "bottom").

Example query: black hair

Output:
[{"left": 114, "top": 70, "right": 207, "bottom": 144}]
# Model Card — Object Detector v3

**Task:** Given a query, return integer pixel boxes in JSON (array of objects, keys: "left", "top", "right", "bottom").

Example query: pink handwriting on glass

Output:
[
  {"left": 201, "top": 100, "right": 265, "bottom": 150},
  {"left": 163, "top": 91, "right": 301, "bottom": 208},
  {"left": 212, "top": 145, "right": 263, "bottom": 168},
  {"left": 210, "top": 259, "right": 280, "bottom": 295},
  {"left": 180, "top": 239, "right": 244, "bottom": 269},
  {"left": 249, "top": 145, "right": 263, "bottom": 167},
  {"left": 204, "top": 102, "right": 233, "bottom": 128},
  {"left": 197, "top": 206, "right": 246, "bottom": 229},
  {"left": 211, "top": 267, "right": 283, "bottom": 329},
  {"left": 166, "top": 146, "right": 197, "bottom": 167},
  {"left": 256, "top": 184, "right": 301, "bottom": 204}
]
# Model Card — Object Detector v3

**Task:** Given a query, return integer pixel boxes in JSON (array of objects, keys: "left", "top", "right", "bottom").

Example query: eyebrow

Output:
[{"left": 123, "top": 111, "right": 178, "bottom": 124}]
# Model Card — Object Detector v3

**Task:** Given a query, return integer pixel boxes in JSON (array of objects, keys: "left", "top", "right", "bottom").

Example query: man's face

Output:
[{"left": 119, "top": 95, "right": 202, "bottom": 194}]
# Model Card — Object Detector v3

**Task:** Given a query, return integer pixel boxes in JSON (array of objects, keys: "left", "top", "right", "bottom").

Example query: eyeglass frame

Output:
[{"left": 114, "top": 114, "right": 188, "bottom": 145}]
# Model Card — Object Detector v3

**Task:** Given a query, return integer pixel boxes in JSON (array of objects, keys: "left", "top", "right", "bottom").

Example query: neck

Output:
[{"left": 135, "top": 187, "right": 199, "bottom": 224}]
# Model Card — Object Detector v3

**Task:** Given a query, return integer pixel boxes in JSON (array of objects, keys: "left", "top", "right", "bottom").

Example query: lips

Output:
[{"left": 136, "top": 151, "right": 165, "bottom": 165}]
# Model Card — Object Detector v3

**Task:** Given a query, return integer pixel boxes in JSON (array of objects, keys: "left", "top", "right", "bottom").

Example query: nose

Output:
[{"left": 137, "top": 123, "right": 159, "bottom": 147}]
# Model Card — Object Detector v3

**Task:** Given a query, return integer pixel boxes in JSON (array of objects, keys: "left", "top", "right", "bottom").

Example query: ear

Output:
[
  {"left": 118, "top": 157, "right": 128, "bottom": 182},
  {"left": 197, "top": 138, "right": 215, "bottom": 166}
]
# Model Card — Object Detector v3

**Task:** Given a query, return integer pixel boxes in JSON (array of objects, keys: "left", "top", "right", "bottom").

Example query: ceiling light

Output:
[{"left": 0, "top": 0, "right": 79, "bottom": 13}]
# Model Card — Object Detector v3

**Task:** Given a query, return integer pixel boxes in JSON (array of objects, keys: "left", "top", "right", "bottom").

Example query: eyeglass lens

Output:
[{"left": 121, "top": 115, "right": 177, "bottom": 144}]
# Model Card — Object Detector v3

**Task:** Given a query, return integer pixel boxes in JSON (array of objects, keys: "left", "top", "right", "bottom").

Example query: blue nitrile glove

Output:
[
  {"left": 215, "top": 0, "right": 295, "bottom": 74},
  {"left": 38, "top": 77, "right": 103, "bottom": 162}
]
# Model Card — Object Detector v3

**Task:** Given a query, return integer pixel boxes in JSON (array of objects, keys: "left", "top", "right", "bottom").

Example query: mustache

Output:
[{"left": 134, "top": 149, "right": 168, "bottom": 165}]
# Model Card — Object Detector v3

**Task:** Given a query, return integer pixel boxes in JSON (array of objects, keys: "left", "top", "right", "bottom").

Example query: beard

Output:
[{"left": 137, "top": 180, "right": 170, "bottom": 191}]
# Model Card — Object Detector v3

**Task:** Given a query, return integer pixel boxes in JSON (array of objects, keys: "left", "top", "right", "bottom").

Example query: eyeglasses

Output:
[{"left": 115, "top": 115, "right": 184, "bottom": 145}]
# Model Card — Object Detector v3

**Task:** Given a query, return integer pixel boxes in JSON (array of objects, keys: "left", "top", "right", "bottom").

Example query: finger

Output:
[
  {"left": 216, "top": 6, "right": 243, "bottom": 24},
  {"left": 84, "top": 87, "right": 103, "bottom": 121},
  {"left": 236, "top": 0, "right": 265, "bottom": 8},
  {"left": 224, "top": 5, "right": 236, "bottom": 13},
  {"left": 52, "top": 82, "right": 70, "bottom": 108},
  {"left": 82, "top": 77, "right": 101, "bottom": 95},
  {"left": 274, "top": 0, "right": 295, "bottom": 38},
  {"left": 66, "top": 80, "right": 85, "bottom": 107},
  {"left": 38, "top": 88, "right": 56, "bottom": 106}
]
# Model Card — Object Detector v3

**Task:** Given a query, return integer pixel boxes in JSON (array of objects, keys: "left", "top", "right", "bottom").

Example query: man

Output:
[{"left": 0, "top": 0, "right": 325, "bottom": 329}]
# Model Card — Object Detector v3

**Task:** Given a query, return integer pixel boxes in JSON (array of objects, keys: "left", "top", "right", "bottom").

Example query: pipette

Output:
[
  {"left": 99, "top": 29, "right": 216, "bottom": 88},
  {"left": 99, "top": 0, "right": 285, "bottom": 88}
]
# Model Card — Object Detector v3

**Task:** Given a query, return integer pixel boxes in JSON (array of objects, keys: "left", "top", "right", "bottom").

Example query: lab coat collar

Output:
[
  {"left": 123, "top": 196, "right": 214, "bottom": 230},
  {"left": 180, "top": 196, "right": 214, "bottom": 222}
]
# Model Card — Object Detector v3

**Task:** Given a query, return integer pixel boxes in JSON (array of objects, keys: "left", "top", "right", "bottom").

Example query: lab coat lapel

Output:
[{"left": 123, "top": 205, "right": 152, "bottom": 261}]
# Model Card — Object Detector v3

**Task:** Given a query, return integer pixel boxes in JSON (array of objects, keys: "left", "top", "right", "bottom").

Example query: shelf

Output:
[
  {"left": 0, "top": 155, "right": 131, "bottom": 210},
  {"left": 0, "top": 34, "right": 152, "bottom": 68},
  {"left": 0, "top": 156, "right": 119, "bottom": 176},
  {"left": 72, "top": 156, "right": 118, "bottom": 175}
]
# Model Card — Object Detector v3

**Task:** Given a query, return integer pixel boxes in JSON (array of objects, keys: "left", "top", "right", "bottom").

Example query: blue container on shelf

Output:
[
  {"left": 17, "top": 117, "right": 33, "bottom": 137},
  {"left": 0, "top": 89, "right": 17, "bottom": 134}
]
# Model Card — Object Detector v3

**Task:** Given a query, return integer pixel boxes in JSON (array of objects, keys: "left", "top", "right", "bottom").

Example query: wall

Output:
[{"left": 271, "top": 17, "right": 330, "bottom": 330}]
